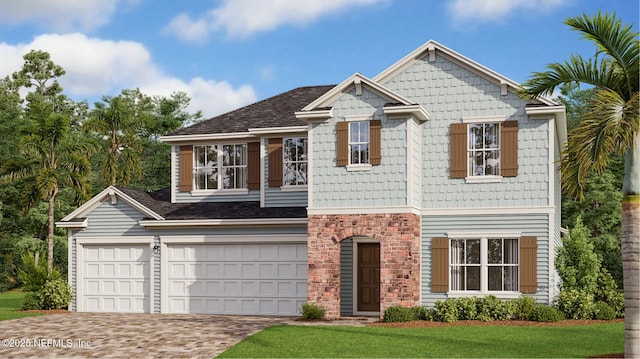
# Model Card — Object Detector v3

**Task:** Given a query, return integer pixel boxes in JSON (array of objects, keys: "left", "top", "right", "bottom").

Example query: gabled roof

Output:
[
  {"left": 373, "top": 39, "right": 558, "bottom": 106},
  {"left": 57, "top": 186, "right": 307, "bottom": 228},
  {"left": 163, "top": 85, "right": 334, "bottom": 139}
]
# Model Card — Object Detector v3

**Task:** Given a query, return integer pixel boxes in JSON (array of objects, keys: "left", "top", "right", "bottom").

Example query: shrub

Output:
[
  {"left": 410, "top": 305, "right": 428, "bottom": 321},
  {"left": 434, "top": 299, "right": 459, "bottom": 323},
  {"left": 39, "top": 279, "right": 72, "bottom": 310},
  {"left": 529, "top": 305, "right": 564, "bottom": 322},
  {"left": 383, "top": 305, "right": 413, "bottom": 323},
  {"left": 22, "top": 291, "right": 43, "bottom": 310},
  {"left": 513, "top": 296, "right": 537, "bottom": 320},
  {"left": 300, "top": 302, "right": 325, "bottom": 320},
  {"left": 477, "top": 295, "right": 512, "bottom": 321},
  {"left": 594, "top": 270, "right": 624, "bottom": 318},
  {"left": 454, "top": 297, "right": 478, "bottom": 320},
  {"left": 592, "top": 301, "right": 617, "bottom": 320},
  {"left": 555, "top": 289, "right": 595, "bottom": 319},
  {"left": 17, "top": 252, "right": 60, "bottom": 292},
  {"left": 556, "top": 217, "right": 600, "bottom": 294},
  {"left": 423, "top": 307, "right": 438, "bottom": 321}
]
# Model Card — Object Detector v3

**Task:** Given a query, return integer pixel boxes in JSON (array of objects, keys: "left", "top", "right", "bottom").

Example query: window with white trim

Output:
[
  {"left": 349, "top": 121, "right": 369, "bottom": 165},
  {"left": 283, "top": 137, "right": 307, "bottom": 186},
  {"left": 194, "top": 143, "right": 247, "bottom": 190},
  {"left": 468, "top": 122, "right": 500, "bottom": 176},
  {"left": 450, "top": 236, "right": 519, "bottom": 293}
]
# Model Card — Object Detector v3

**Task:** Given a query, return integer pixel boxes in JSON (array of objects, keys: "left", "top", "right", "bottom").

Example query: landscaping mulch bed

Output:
[{"left": 18, "top": 309, "right": 71, "bottom": 315}]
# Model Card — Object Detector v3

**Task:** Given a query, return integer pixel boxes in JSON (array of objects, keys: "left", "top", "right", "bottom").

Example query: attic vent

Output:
[
  {"left": 107, "top": 189, "right": 117, "bottom": 205},
  {"left": 354, "top": 78, "right": 362, "bottom": 96}
]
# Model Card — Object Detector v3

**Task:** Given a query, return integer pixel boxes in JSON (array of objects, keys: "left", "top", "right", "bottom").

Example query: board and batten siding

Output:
[
  {"left": 379, "top": 54, "right": 550, "bottom": 209},
  {"left": 421, "top": 213, "right": 551, "bottom": 307},
  {"left": 311, "top": 87, "right": 408, "bottom": 209},
  {"left": 340, "top": 238, "right": 354, "bottom": 316}
]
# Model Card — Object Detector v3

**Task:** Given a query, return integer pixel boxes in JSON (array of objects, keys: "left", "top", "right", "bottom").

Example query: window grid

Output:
[
  {"left": 193, "top": 144, "right": 247, "bottom": 190},
  {"left": 450, "top": 237, "right": 519, "bottom": 293},
  {"left": 468, "top": 123, "right": 500, "bottom": 176},
  {"left": 349, "top": 121, "right": 369, "bottom": 165},
  {"left": 283, "top": 137, "right": 307, "bottom": 186}
]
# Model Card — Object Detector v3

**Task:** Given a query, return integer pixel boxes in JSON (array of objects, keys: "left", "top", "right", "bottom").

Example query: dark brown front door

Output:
[{"left": 357, "top": 243, "right": 380, "bottom": 312}]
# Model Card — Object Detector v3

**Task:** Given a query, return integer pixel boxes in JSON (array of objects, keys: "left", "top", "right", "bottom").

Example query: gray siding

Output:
[
  {"left": 379, "top": 55, "right": 550, "bottom": 209},
  {"left": 410, "top": 119, "right": 422, "bottom": 208},
  {"left": 154, "top": 236, "right": 161, "bottom": 313},
  {"left": 264, "top": 146, "right": 308, "bottom": 207},
  {"left": 340, "top": 238, "right": 353, "bottom": 316},
  {"left": 173, "top": 145, "right": 260, "bottom": 203},
  {"left": 70, "top": 236, "right": 77, "bottom": 311},
  {"left": 311, "top": 87, "right": 408, "bottom": 208},
  {"left": 77, "top": 201, "right": 152, "bottom": 238},
  {"left": 421, "top": 213, "right": 551, "bottom": 306}
]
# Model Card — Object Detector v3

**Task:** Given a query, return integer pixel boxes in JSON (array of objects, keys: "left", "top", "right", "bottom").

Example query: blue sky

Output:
[{"left": 0, "top": 0, "right": 637, "bottom": 118}]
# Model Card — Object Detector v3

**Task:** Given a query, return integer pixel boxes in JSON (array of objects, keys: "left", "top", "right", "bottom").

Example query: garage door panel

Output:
[
  {"left": 82, "top": 245, "right": 150, "bottom": 313},
  {"left": 167, "top": 243, "right": 307, "bottom": 315}
]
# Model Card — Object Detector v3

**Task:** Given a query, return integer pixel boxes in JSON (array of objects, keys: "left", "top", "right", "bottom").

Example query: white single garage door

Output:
[
  {"left": 167, "top": 243, "right": 307, "bottom": 315},
  {"left": 82, "top": 245, "right": 151, "bottom": 313}
]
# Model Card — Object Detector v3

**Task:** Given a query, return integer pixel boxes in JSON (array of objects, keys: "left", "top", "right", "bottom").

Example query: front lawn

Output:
[
  {"left": 219, "top": 322, "right": 623, "bottom": 358},
  {"left": 0, "top": 291, "right": 41, "bottom": 321}
]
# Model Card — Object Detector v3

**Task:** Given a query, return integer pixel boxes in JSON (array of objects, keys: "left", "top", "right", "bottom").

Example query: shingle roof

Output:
[
  {"left": 117, "top": 187, "right": 306, "bottom": 220},
  {"left": 168, "top": 85, "right": 335, "bottom": 136}
]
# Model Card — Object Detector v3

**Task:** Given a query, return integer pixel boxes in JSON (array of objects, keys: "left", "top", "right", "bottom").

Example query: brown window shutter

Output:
[
  {"left": 370, "top": 120, "right": 382, "bottom": 165},
  {"left": 520, "top": 236, "right": 538, "bottom": 294},
  {"left": 432, "top": 237, "right": 449, "bottom": 293},
  {"left": 501, "top": 120, "right": 518, "bottom": 177},
  {"left": 450, "top": 123, "right": 467, "bottom": 178},
  {"left": 336, "top": 121, "right": 348, "bottom": 167},
  {"left": 268, "top": 138, "right": 283, "bottom": 187},
  {"left": 247, "top": 142, "right": 260, "bottom": 190},
  {"left": 178, "top": 145, "right": 193, "bottom": 192}
]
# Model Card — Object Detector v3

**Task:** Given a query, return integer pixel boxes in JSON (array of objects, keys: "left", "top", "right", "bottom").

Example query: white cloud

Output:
[
  {"left": 0, "top": 33, "right": 256, "bottom": 118},
  {"left": 0, "top": 0, "right": 138, "bottom": 32},
  {"left": 164, "top": 0, "right": 386, "bottom": 42},
  {"left": 447, "top": 0, "right": 570, "bottom": 23}
]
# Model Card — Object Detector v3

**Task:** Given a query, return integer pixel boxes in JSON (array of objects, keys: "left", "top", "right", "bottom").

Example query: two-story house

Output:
[{"left": 57, "top": 40, "right": 567, "bottom": 318}]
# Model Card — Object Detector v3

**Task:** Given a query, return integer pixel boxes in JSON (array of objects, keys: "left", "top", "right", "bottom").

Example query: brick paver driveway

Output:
[{"left": 0, "top": 312, "right": 293, "bottom": 358}]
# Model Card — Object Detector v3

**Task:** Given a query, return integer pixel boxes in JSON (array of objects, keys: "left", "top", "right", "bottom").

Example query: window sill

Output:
[
  {"left": 191, "top": 189, "right": 249, "bottom": 196},
  {"left": 447, "top": 291, "right": 521, "bottom": 299},
  {"left": 280, "top": 185, "right": 308, "bottom": 192},
  {"left": 465, "top": 175, "right": 503, "bottom": 184},
  {"left": 346, "top": 164, "right": 372, "bottom": 172}
]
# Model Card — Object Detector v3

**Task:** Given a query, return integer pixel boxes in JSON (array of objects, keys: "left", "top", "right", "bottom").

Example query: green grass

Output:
[
  {"left": 219, "top": 322, "right": 623, "bottom": 358},
  {"left": 0, "top": 291, "right": 42, "bottom": 321}
]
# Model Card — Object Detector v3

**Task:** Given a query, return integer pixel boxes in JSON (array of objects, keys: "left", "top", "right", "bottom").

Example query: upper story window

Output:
[
  {"left": 468, "top": 123, "right": 500, "bottom": 176},
  {"left": 194, "top": 143, "right": 247, "bottom": 191},
  {"left": 450, "top": 236, "right": 519, "bottom": 293},
  {"left": 283, "top": 137, "right": 307, "bottom": 186},
  {"left": 450, "top": 119, "right": 518, "bottom": 181},
  {"left": 349, "top": 121, "right": 370, "bottom": 165}
]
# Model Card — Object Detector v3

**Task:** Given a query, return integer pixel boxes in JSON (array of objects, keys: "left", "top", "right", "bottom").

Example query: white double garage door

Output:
[{"left": 79, "top": 238, "right": 307, "bottom": 316}]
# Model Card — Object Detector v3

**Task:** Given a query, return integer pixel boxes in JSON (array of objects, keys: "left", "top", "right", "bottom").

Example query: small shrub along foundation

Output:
[
  {"left": 383, "top": 296, "right": 581, "bottom": 323},
  {"left": 300, "top": 302, "right": 326, "bottom": 320}
]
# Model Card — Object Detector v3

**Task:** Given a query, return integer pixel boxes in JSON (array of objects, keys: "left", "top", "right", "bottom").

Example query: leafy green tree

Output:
[
  {"left": 131, "top": 91, "right": 202, "bottom": 190},
  {"left": 86, "top": 88, "right": 154, "bottom": 187},
  {"left": 557, "top": 217, "right": 601, "bottom": 294},
  {"left": 0, "top": 50, "right": 94, "bottom": 274},
  {"left": 521, "top": 12, "right": 639, "bottom": 355}
]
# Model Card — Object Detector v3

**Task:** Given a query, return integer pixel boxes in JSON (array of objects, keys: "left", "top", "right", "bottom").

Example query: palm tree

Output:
[
  {"left": 86, "top": 89, "right": 153, "bottom": 187},
  {"left": 521, "top": 12, "right": 638, "bottom": 357},
  {"left": 0, "top": 50, "right": 94, "bottom": 274}
]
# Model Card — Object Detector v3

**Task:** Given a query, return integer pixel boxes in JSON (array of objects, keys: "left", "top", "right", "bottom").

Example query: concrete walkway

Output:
[{"left": 0, "top": 313, "right": 376, "bottom": 358}]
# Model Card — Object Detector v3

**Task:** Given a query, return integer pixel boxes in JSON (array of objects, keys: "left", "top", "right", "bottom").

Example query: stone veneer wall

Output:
[{"left": 307, "top": 213, "right": 421, "bottom": 318}]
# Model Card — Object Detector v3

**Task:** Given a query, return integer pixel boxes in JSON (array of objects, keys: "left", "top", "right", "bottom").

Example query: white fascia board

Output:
[
  {"left": 59, "top": 186, "right": 164, "bottom": 222},
  {"left": 247, "top": 126, "right": 308, "bottom": 135},
  {"left": 54, "top": 218, "right": 88, "bottom": 228},
  {"left": 300, "top": 73, "right": 414, "bottom": 112},
  {"left": 139, "top": 218, "right": 308, "bottom": 228},
  {"left": 383, "top": 104, "right": 430, "bottom": 122},
  {"left": 307, "top": 206, "right": 421, "bottom": 216},
  {"left": 295, "top": 108, "right": 334, "bottom": 122},
  {"left": 373, "top": 40, "right": 558, "bottom": 106},
  {"left": 160, "top": 234, "right": 307, "bottom": 244},
  {"left": 160, "top": 132, "right": 255, "bottom": 143}
]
